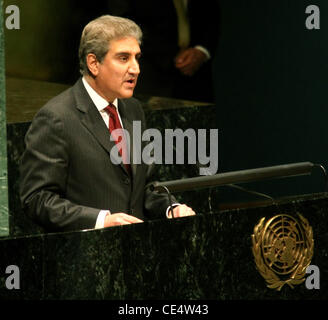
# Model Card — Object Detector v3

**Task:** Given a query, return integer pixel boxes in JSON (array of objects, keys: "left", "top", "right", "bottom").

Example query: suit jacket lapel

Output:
[
  {"left": 73, "top": 79, "right": 134, "bottom": 177},
  {"left": 72, "top": 79, "right": 114, "bottom": 153}
]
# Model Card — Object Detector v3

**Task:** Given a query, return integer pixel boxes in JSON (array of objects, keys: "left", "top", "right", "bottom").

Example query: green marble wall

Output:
[{"left": 0, "top": 0, "right": 9, "bottom": 237}]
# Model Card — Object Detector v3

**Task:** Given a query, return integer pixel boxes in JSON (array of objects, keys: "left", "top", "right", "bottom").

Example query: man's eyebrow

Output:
[{"left": 115, "top": 51, "right": 142, "bottom": 57}]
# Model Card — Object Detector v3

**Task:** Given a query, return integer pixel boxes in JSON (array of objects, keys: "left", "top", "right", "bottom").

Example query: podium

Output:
[{"left": 0, "top": 192, "right": 327, "bottom": 299}]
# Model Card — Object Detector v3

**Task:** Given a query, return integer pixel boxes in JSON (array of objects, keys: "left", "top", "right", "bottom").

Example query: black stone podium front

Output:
[{"left": 0, "top": 192, "right": 327, "bottom": 299}]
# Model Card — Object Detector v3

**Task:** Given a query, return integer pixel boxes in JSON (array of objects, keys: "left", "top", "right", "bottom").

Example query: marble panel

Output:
[
  {"left": 0, "top": 193, "right": 326, "bottom": 299},
  {"left": 0, "top": 0, "right": 9, "bottom": 237}
]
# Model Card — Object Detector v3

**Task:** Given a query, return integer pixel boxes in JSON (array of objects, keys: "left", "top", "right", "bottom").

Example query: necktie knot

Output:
[
  {"left": 105, "top": 103, "right": 115, "bottom": 112},
  {"left": 104, "top": 104, "right": 120, "bottom": 129},
  {"left": 104, "top": 103, "right": 117, "bottom": 118}
]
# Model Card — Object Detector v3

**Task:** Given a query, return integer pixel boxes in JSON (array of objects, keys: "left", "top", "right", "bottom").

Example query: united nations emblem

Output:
[{"left": 251, "top": 213, "right": 314, "bottom": 291}]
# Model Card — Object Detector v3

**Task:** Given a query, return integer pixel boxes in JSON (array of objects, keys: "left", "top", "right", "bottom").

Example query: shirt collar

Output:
[{"left": 82, "top": 77, "right": 118, "bottom": 111}]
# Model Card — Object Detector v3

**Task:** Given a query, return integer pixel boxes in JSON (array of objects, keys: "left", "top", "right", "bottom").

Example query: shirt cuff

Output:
[
  {"left": 95, "top": 210, "right": 110, "bottom": 229},
  {"left": 166, "top": 203, "right": 181, "bottom": 218},
  {"left": 194, "top": 45, "right": 211, "bottom": 60}
]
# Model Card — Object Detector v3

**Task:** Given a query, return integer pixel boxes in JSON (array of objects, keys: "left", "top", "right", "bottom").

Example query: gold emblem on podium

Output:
[{"left": 252, "top": 214, "right": 314, "bottom": 291}]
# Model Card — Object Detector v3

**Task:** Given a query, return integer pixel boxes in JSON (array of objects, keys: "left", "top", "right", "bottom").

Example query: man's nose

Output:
[{"left": 129, "top": 58, "right": 140, "bottom": 74}]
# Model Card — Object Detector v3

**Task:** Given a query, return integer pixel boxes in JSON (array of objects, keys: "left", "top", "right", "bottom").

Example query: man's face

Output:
[{"left": 92, "top": 37, "right": 141, "bottom": 102}]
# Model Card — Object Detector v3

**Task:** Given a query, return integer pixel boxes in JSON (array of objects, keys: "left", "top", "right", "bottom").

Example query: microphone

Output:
[{"left": 146, "top": 162, "right": 318, "bottom": 193}]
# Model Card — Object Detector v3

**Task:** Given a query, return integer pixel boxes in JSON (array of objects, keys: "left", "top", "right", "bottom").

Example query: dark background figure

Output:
[{"left": 106, "top": 0, "right": 220, "bottom": 102}]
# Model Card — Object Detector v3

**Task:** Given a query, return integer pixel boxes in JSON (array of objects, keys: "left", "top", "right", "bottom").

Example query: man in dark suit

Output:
[{"left": 19, "top": 15, "right": 195, "bottom": 232}]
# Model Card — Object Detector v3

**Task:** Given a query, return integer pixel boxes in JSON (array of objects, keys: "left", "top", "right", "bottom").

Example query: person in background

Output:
[{"left": 107, "top": 0, "right": 220, "bottom": 102}]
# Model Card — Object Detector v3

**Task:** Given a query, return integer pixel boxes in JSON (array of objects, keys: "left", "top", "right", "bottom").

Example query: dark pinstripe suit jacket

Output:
[{"left": 19, "top": 78, "right": 171, "bottom": 232}]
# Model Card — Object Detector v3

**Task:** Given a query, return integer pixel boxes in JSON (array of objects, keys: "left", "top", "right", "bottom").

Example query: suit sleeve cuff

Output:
[
  {"left": 95, "top": 210, "right": 110, "bottom": 229},
  {"left": 194, "top": 45, "right": 211, "bottom": 60}
]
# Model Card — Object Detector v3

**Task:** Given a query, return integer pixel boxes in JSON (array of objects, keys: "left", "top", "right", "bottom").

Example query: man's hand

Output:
[
  {"left": 104, "top": 213, "right": 143, "bottom": 227},
  {"left": 175, "top": 48, "right": 207, "bottom": 76},
  {"left": 167, "top": 204, "right": 196, "bottom": 219}
]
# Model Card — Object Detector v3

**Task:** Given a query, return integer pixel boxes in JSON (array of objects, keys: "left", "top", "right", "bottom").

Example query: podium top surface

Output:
[{"left": 5, "top": 77, "right": 214, "bottom": 124}]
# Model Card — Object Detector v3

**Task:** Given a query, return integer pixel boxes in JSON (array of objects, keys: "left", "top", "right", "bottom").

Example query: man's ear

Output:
[{"left": 86, "top": 53, "right": 99, "bottom": 76}]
